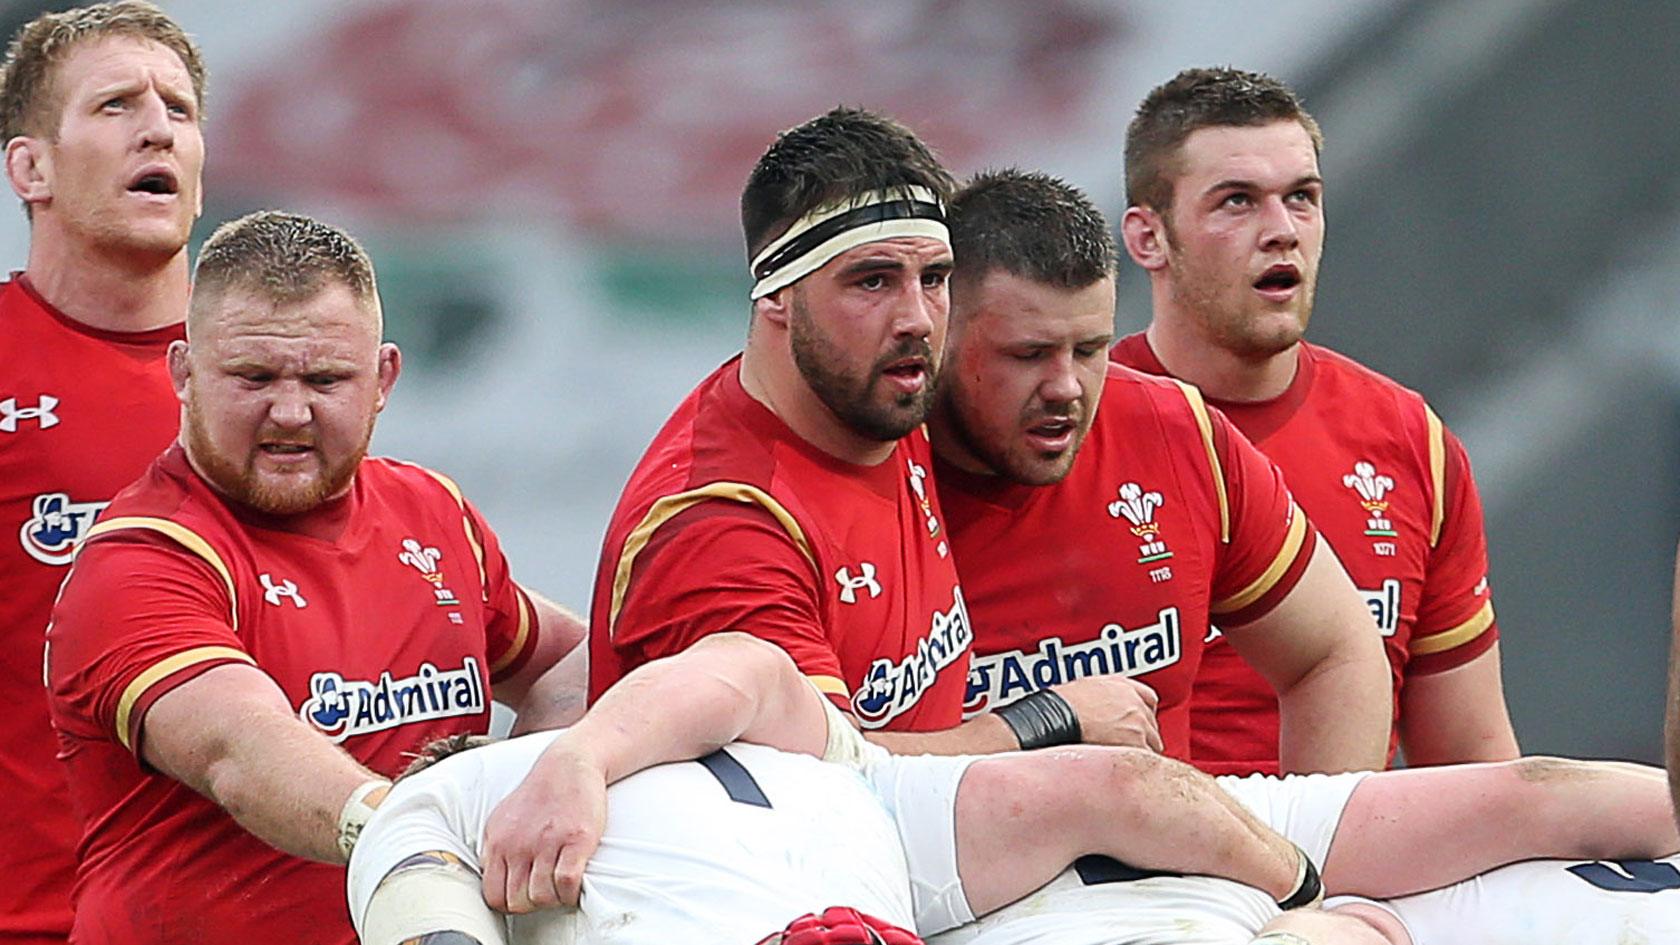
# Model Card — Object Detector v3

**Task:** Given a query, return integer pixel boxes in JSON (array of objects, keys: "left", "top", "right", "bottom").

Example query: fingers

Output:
[{"left": 481, "top": 847, "right": 510, "bottom": 912}]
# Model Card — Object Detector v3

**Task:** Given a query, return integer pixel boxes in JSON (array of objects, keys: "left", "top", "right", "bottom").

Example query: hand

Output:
[
  {"left": 480, "top": 746, "right": 606, "bottom": 913},
  {"left": 1051, "top": 675, "right": 1162, "bottom": 751}
]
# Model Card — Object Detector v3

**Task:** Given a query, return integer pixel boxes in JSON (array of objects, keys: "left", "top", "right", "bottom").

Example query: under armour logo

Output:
[
  {"left": 835, "top": 563, "right": 882, "bottom": 604},
  {"left": 260, "top": 573, "right": 307, "bottom": 608},
  {"left": 0, "top": 395, "right": 59, "bottom": 433}
]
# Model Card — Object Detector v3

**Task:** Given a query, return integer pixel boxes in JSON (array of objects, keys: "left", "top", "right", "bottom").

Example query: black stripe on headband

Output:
[{"left": 753, "top": 197, "right": 947, "bottom": 281}]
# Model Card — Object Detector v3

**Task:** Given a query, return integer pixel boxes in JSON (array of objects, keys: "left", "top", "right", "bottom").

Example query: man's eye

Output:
[
  {"left": 922, "top": 271, "right": 949, "bottom": 288},
  {"left": 101, "top": 97, "right": 127, "bottom": 111},
  {"left": 858, "top": 274, "right": 887, "bottom": 290},
  {"left": 1012, "top": 350, "right": 1045, "bottom": 362},
  {"left": 306, "top": 375, "right": 342, "bottom": 388},
  {"left": 1221, "top": 193, "right": 1252, "bottom": 208}
]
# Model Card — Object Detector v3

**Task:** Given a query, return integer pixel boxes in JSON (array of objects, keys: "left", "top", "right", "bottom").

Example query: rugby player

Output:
[
  {"left": 932, "top": 168, "right": 1389, "bottom": 773},
  {"left": 45, "top": 211, "right": 586, "bottom": 945},
  {"left": 1110, "top": 66, "right": 1519, "bottom": 773},
  {"left": 356, "top": 633, "right": 1330, "bottom": 945},
  {"left": 0, "top": 5, "right": 203, "bottom": 939},
  {"left": 1668, "top": 543, "right": 1680, "bottom": 825},
  {"left": 355, "top": 633, "right": 1676, "bottom": 945}
]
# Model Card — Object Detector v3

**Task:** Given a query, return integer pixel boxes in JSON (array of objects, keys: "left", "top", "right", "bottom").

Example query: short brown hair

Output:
[
  {"left": 190, "top": 210, "right": 379, "bottom": 325},
  {"left": 0, "top": 1, "right": 206, "bottom": 143},
  {"left": 1124, "top": 67, "right": 1322, "bottom": 213}
]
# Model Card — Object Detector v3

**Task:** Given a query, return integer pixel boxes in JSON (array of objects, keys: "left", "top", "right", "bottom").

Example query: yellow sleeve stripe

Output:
[
  {"left": 1426, "top": 406, "right": 1446, "bottom": 548},
  {"left": 489, "top": 586, "right": 534, "bottom": 677},
  {"left": 1173, "top": 380, "right": 1230, "bottom": 543},
  {"left": 420, "top": 469, "right": 489, "bottom": 591},
  {"left": 82, "top": 516, "right": 238, "bottom": 632},
  {"left": 1410, "top": 600, "right": 1495, "bottom": 656},
  {"left": 806, "top": 674, "right": 850, "bottom": 697},
  {"left": 1212, "top": 503, "right": 1308, "bottom": 615},
  {"left": 114, "top": 645, "right": 256, "bottom": 751},
  {"left": 609, "top": 482, "right": 814, "bottom": 637}
]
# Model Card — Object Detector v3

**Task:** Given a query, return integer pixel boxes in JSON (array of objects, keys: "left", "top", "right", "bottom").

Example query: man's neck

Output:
[
  {"left": 1144, "top": 317, "right": 1299, "bottom": 404},
  {"left": 739, "top": 339, "right": 897, "bottom": 467},
  {"left": 26, "top": 233, "right": 190, "bottom": 333}
]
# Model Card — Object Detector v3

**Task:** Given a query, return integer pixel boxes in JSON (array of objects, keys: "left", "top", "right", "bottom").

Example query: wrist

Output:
[{"left": 993, "top": 690, "right": 1081, "bottom": 750}]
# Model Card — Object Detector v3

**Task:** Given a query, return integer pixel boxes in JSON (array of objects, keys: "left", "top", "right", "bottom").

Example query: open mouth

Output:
[
  {"left": 127, "top": 168, "right": 179, "bottom": 196},
  {"left": 880, "top": 357, "right": 928, "bottom": 391},
  {"left": 1025, "top": 415, "right": 1077, "bottom": 451},
  {"left": 1253, "top": 264, "right": 1301, "bottom": 295}
]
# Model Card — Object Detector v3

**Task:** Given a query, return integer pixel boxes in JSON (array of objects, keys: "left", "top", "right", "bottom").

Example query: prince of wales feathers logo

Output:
[
  {"left": 1108, "top": 483, "right": 1172, "bottom": 564},
  {"left": 399, "top": 538, "right": 461, "bottom": 606},
  {"left": 1342, "top": 462, "right": 1397, "bottom": 537}
]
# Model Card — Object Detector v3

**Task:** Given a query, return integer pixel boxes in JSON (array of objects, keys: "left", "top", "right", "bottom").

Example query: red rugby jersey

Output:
[
  {"left": 0, "top": 275, "right": 183, "bottom": 945},
  {"left": 937, "top": 364, "right": 1314, "bottom": 759},
  {"left": 590, "top": 356, "right": 970, "bottom": 732},
  {"left": 1113, "top": 334, "right": 1497, "bottom": 773},
  {"left": 46, "top": 446, "right": 539, "bottom": 945}
]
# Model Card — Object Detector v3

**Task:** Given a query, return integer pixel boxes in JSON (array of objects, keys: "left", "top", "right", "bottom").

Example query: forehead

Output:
[
  {"left": 196, "top": 283, "right": 379, "bottom": 354},
  {"left": 967, "top": 270, "right": 1115, "bottom": 338},
  {"left": 817, "top": 235, "right": 953, "bottom": 274},
  {"left": 1174, "top": 121, "right": 1320, "bottom": 189},
  {"left": 53, "top": 34, "right": 193, "bottom": 97}
]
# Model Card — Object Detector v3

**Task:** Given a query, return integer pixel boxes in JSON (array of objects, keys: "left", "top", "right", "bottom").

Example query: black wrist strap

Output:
[
  {"left": 1276, "top": 844, "right": 1323, "bottom": 911},
  {"left": 994, "top": 690, "right": 1081, "bottom": 750}
]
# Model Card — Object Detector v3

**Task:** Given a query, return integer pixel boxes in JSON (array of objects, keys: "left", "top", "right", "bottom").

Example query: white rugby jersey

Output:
[
  {"left": 348, "top": 732, "right": 915, "bottom": 944},
  {"left": 1379, "top": 855, "right": 1680, "bottom": 944}
]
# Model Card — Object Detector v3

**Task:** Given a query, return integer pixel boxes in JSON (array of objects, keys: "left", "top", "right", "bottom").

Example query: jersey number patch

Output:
[
  {"left": 696, "top": 749, "right": 772, "bottom": 808},
  {"left": 1567, "top": 859, "right": 1680, "bottom": 893}
]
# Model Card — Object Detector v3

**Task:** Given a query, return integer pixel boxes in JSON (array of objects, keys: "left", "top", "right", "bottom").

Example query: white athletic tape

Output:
[{"left": 362, "top": 859, "right": 511, "bottom": 945}]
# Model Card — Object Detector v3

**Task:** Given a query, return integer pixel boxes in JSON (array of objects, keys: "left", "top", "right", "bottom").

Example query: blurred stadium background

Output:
[{"left": 5, "top": 0, "right": 1675, "bottom": 762}]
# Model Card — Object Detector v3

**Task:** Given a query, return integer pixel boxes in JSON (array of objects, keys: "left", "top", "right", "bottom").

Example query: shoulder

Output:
[{"left": 1304, "top": 342, "right": 1428, "bottom": 413}]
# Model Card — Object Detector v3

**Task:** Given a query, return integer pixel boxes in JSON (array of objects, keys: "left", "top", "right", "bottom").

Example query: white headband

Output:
[{"left": 749, "top": 186, "right": 950, "bottom": 300}]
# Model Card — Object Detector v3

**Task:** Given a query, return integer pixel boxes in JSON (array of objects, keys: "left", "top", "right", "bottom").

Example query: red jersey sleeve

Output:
[
  {"left": 606, "top": 499, "right": 842, "bottom": 695},
  {"left": 1204, "top": 405, "right": 1319, "bottom": 627},
  {"left": 46, "top": 533, "right": 256, "bottom": 756},
  {"left": 458, "top": 495, "right": 540, "bottom": 684},
  {"left": 1409, "top": 419, "right": 1499, "bottom": 673}
]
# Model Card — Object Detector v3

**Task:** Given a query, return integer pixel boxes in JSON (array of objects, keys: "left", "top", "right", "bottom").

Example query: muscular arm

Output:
[
  {"left": 480, "top": 632, "right": 836, "bottom": 912},
  {"left": 1397, "top": 644, "right": 1520, "bottom": 766},
  {"left": 491, "top": 586, "right": 587, "bottom": 731},
  {"left": 141, "top": 662, "right": 386, "bottom": 864},
  {"left": 1223, "top": 539, "right": 1391, "bottom": 773},
  {"left": 866, "top": 674, "right": 1163, "bottom": 755}
]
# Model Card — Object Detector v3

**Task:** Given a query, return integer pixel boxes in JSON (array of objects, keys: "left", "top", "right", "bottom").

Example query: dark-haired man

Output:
[
  {"left": 933, "top": 168, "right": 1390, "bottom": 774},
  {"left": 45, "top": 210, "right": 584, "bottom": 945},
  {"left": 1110, "top": 66, "right": 1518, "bottom": 774},
  {"left": 579, "top": 108, "right": 1160, "bottom": 755},
  {"left": 0, "top": 4, "right": 205, "bottom": 940}
]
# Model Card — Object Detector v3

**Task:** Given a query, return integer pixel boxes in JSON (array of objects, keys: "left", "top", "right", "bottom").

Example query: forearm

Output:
[
  {"left": 1276, "top": 658, "right": 1390, "bottom": 774},
  {"left": 554, "top": 633, "right": 827, "bottom": 782},
  {"left": 188, "top": 710, "right": 382, "bottom": 863},
  {"left": 1397, "top": 648, "right": 1520, "bottom": 766},
  {"left": 143, "top": 663, "right": 385, "bottom": 864},
  {"left": 508, "top": 643, "right": 589, "bottom": 735},
  {"left": 865, "top": 712, "right": 1018, "bottom": 755}
]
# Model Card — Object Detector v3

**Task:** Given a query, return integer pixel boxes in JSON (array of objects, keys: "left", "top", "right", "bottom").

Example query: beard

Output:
[
  {"left": 183, "top": 399, "right": 369, "bottom": 516},
  {"left": 789, "top": 292, "right": 937, "bottom": 442}
]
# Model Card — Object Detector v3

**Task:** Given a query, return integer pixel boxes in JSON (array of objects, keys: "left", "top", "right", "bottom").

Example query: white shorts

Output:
[
  {"left": 865, "top": 752, "right": 983, "bottom": 935},
  {"left": 931, "top": 770, "right": 1369, "bottom": 945}
]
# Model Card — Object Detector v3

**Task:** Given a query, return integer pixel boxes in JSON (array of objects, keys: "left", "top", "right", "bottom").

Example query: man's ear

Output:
[
  {"left": 755, "top": 288, "right": 793, "bottom": 329},
  {"left": 374, "top": 343, "right": 402, "bottom": 412},
  {"left": 6, "top": 136, "right": 51, "bottom": 207},
  {"left": 167, "top": 340, "right": 191, "bottom": 404},
  {"left": 1121, "top": 205, "right": 1171, "bottom": 272}
]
